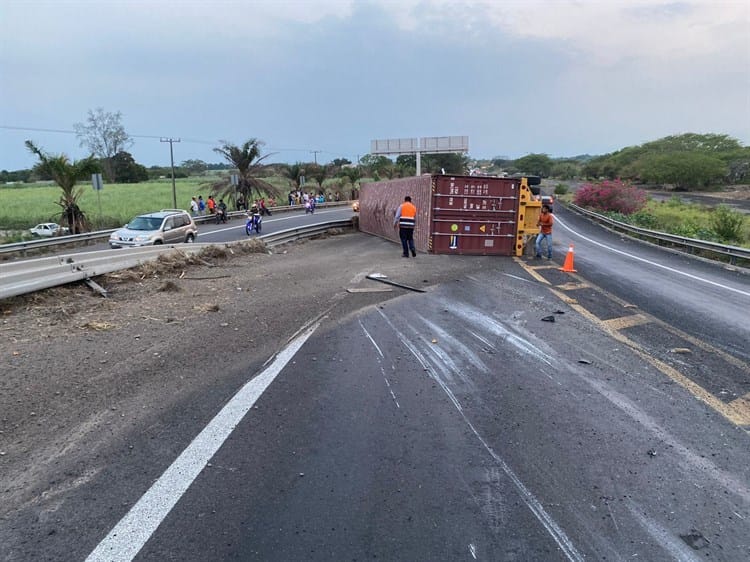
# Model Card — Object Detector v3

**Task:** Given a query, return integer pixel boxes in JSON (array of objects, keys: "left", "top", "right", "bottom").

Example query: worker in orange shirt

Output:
[
  {"left": 535, "top": 204, "right": 554, "bottom": 259},
  {"left": 393, "top": 195, "right": 417, "bottom": 258}
]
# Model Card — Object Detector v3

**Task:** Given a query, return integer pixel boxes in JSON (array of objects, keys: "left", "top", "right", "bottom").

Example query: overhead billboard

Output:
[
  {"left": 370, "top": 138, "right": 419, "bottom": 155},
  {"left": 370, "top": 136, "right": 468, "bottom": 155},
  {"left": 420, "top": 136, "right": 469, "bottom": 154}
]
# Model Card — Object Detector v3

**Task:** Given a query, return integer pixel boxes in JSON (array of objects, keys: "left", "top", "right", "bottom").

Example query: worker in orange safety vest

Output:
[{"left": 393, "top": 195, "right": 417, "bottom": 258}]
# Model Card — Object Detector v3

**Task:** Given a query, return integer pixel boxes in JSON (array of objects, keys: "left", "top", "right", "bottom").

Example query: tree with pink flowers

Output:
[{"left": 573, "top": 179, "right": 647, "bottom": 215}]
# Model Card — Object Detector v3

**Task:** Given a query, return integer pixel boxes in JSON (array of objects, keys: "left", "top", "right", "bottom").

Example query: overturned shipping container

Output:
[{"left": 359, "top": 175, "right": 537, "bottom": 256}]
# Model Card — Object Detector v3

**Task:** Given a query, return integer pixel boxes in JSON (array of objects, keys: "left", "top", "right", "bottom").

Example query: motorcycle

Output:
[
  {"left": 245, "top": 212, "right": 262, "bottom": 235},
  {"left": 215, "top": 207, "right": 228, "bottom": 224}
]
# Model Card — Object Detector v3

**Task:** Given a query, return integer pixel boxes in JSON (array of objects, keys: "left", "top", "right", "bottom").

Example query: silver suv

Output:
[{"left": 109, "top": 209, "right": 198, "bottom": 248}]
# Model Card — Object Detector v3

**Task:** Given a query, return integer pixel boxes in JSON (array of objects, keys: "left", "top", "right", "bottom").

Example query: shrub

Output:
[
  {"left": 554, "top": 183, "right": 569, "bottom": 195},
  {"left": 628, "top": 210, "right": 660, "bottom": 230},
  {"left": 710, "top": 204, "right": 745, "bottom": 243},
  {"left": 573, "top": 179, "right": 648, "bottom": 214}
]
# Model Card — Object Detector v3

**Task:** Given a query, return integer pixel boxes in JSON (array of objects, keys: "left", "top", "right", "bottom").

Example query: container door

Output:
[{"left": 430, "top": 176, "right": 520, "bottom": 256}]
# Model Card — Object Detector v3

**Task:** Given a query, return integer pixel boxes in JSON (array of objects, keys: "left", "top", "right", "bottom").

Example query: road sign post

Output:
[{"left": 92, "top": 173, "right": 104, "bottom": 226}]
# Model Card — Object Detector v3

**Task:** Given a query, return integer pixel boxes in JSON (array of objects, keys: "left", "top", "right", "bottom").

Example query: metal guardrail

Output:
[
  {"left": 262, "top": 219, "right": 354, "bottom": 248},
  {"left": 0, "top": 201, "right": 352, "bottom": 257},
  {"left": 0, "top": 219, "right": 355, "bottom": 300},
  {"left": 568, "top": 203, "right": 750, "bottom": 266}
]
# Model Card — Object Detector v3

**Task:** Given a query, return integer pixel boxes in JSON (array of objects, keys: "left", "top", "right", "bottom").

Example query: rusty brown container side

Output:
[
  {"left": 360, "top": 174, "right": 521, "bottom": 256},
  {"left": 431, "top": 175, "right": 521, "bottom": 255},
  {"left": 359, "top": 176, "right": 433, "bottom": 254}
]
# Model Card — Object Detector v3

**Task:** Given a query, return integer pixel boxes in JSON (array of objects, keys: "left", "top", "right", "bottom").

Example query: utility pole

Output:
[
  {"left": 310, "top": 150, "right": 321, "bottom": 165},
  {"left": 160, "top": 138, "right": 181, "bottom": 208}
]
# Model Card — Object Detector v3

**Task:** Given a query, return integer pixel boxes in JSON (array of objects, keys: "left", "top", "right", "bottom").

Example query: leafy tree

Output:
[
  {"left": 422, "top": 153, "right": 469, "bottom": 175},
  {"left": 147, "top": 165, "right": 188, "bottom": 180},
  {"left": 181, "top": 159, "right": 208, "bottom": 175},
  {"left": 550, "top": 161, "right": 580, "bottom": 180},
  {"left": 513, "top": 153, "right": 553, "bottom": 177},
  {"left": 280, "top": 162, "right": 305, "bottom": 190},
  {"left": 211, "top": 139, "right": 280, "bottom": 204},
  {"left": 331, "top": 158, "right": 351, "bottom": 167},
  {"left": 641, "top": 133, "right": 742, "bottom": 153},
  {"left": 111, "top": 151, "right": 148, "bottom": 183},
  {"left": 395, "top": 154, "right": 416, "bottom": 177},
  {"left": 337, "top": 166, "right": 362, "bottom": 192},
  {"left": 25, "top": 140, "right": 99, "bottom": 233},
  {"left": 0, "top": 169, "right": 33, "bottom": 183},
  {"left": 74, "top": 108, "right": 132, "bottom": 182},
  {"left": 309, "top": 164, "right": 329, "bottom": 189},
  {"left": 359, "top": 154, "right": 394, "bottom": 179},
  {"left": 636, "top": 152, "right": 727, "bottom": 189}
]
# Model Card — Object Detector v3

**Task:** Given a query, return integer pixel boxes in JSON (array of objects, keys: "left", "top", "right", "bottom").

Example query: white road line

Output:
[
  {"left": 202, "top": 209, "right": 346, "bottom": 235},
  {"left": 86, "top": 322, "right": 320, "bottom": 562},
  {"left": 555, "top": 215, "right": 750, "bottom": 297}
]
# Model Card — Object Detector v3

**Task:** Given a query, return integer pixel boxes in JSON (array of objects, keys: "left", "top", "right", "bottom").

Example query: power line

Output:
[{"left": 1, "top": 125, "right": 361, "bottom": 162}]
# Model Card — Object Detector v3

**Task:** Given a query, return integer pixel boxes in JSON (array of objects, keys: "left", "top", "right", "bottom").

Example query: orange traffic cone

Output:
[{"left": 559, "top": 243, "right": 577, "bottom": 272}]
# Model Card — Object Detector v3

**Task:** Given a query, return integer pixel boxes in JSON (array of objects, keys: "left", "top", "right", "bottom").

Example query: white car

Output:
[
  {"left": 29, "top": 223, "right": 70, "bottom": 237},
  {"left": 109, "top": 210, "right": 197, "bottom": 248}
]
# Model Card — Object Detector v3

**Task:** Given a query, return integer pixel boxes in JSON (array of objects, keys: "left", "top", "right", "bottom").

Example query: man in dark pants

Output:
[{"left": 393, "top": 195, "right": 417, "bottom": 258}]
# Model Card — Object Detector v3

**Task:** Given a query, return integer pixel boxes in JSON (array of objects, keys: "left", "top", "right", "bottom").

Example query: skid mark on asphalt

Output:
[
  {"left": 516, "top": 257, "right": 750, "bottom": 429},
  {"left": 358, "top": 318, "right": 401, "bottom": 409},
  {"left": 374, "top": 307, "right": 585, "bottom": 562}
]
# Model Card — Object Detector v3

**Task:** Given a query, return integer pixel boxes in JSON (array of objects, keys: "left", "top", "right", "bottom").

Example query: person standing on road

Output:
[
  {"left": 189, "top": 197, "right": 199, "bottom": 217},
  {"left": 535, "top": 204, "right": 554, "bottom": 259},
  {"left": 393, "top": 195, "right": 417, "bottom": 258},
  {"left": 198, "top": 195, "right": 206, "bottom": 216}
]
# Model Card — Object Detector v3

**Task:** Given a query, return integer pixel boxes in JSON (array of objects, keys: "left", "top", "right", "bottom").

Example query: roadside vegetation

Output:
[
  {"left": 569, "top": 180, "right": 749, "bottom": 247},
  {"left": 2, "top": 108, "right": 748, "bottom": 250}
]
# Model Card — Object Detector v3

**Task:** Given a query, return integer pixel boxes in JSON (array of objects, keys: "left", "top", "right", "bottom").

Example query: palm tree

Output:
[
  {"left": 25, "top": 141, "right": 100, "bottom": 233},
  {"left": 280, "top": 162, "right": 304, "bottom": 191},
  {"left": 212, "top": 139, "right": 281, "bottom": 206}
]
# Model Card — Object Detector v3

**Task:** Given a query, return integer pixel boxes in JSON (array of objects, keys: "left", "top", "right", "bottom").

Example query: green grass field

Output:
[
  {"left": 0, "top": 177, "right": 216, "bottom": 231},
  {"left": 0, "top": 174, "right": 358, "bottom": 241}
]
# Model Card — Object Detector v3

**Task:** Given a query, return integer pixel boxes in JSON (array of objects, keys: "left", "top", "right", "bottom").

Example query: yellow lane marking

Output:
[
  {"left": 602, "top": 314, "right": 651, "bottom": 331},
  {"left": 547, "top": 293, "right": 750, "bottom": 426},
  {"left": 729, "top": 393, "right": 750, "bottom": 425},
  {"left": 516, "top": 257, "right": 750, "bottom": 426},
  {"left": 528, "top": 258, "right": 749, "bottom": 375},
  {"left": 556, "top": 282, "right": 589, "bottom": 290}
]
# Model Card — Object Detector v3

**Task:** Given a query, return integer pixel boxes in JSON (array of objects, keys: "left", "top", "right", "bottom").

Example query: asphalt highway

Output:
[{"left": 4, "top": 203, "right": 749, "bottom": 561}]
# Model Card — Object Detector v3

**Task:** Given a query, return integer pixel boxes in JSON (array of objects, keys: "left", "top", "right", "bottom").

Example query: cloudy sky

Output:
[{"left": 1, "top": 0, "right": 748, "bottom": 171}]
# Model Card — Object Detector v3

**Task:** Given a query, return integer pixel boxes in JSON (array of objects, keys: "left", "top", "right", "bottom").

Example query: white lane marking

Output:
[
  {"left": 86, "top": 322, "right": 320, "bottom": 562},
  {"left": 376, "top": 308, "right": 584, "bottom": 562},
  {"left": 469, "top": 542, "right": 477, "bottom": 559},
  {"left": 555, "top": 215, "right": 750, "bottom": 297},
  {"left": 201, "top": 209, "right": 346, "bottom": 236}
]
